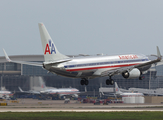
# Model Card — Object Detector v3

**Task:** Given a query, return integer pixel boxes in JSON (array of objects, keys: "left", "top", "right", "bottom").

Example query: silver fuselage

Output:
[
  {"left": 41, "top": 88, "right": 79, "bottom": 95},
  {"left": 0, "top": 91, "right": 12, "bottom": 95},
  {"left": 44, "top": 54, "right": 151, "bottom": 79}
]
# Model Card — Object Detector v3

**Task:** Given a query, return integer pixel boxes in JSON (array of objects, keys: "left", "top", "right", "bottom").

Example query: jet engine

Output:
[{"left": 122, "top": 68, "right": 141, "bottom": 79}]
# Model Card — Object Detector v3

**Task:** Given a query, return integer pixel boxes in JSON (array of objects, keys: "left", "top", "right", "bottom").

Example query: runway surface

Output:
[
  {"left": 0, "top": 99, "right": 163, "bottom": 112},
  {"left": 0, "top": 108, "right": 163, "bottom": 112}
]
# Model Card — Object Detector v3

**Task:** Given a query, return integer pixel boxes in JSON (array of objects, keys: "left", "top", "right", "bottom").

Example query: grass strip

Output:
[{"left": 0, "top": 111, "right": 163, "bottom": 120}]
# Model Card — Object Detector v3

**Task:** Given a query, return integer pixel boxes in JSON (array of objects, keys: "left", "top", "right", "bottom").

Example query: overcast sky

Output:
[{"left": 0, "top": 0, "right": 163, "bottom": 57}]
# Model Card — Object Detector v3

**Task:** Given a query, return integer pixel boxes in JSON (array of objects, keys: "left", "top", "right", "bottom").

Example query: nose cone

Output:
[{"left": 75, "top": 89, "right": 79, "bottom": 92}]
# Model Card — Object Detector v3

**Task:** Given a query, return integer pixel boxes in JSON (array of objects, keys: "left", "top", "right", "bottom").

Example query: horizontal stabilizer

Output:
[{"left": 43, "top": 59, "right": 72, "bottom": 65}]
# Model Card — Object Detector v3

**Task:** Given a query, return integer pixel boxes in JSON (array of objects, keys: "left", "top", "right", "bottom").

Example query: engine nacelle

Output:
[{"left": 122, "top": 68, "right": 141, "bottom": 79}]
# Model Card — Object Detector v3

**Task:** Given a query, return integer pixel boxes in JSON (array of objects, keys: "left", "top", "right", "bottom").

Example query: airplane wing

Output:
[
  {"left": 3, "top": 49, "right": 43, "bottom": 66},
  {"left": 3, "top": 49, "right": 72, "bottom": 66},
  {"left": 140, "top": 92, "right": 163, "bottom": 96},
  {"left": 100, "top": 46, "right": 162, "bottom": 77}
]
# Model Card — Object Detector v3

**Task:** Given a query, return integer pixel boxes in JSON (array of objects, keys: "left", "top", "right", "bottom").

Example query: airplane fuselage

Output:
[
  {"left": 41, "top": 88, "right": 79, "bottom": 95},
  {"left": 0, "top": 91, "right": 12, "bottom": 95},
  {"left": 120, "top": 93, "right": 144, "bottom": 97},
  {"left": 45, "top": 54, "right": 151, "bottom": 79}
]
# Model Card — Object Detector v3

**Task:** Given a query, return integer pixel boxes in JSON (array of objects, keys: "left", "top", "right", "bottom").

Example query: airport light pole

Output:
[
  {"left": 1, "top": 75, "right": 2, "bottom": 90},
  {"left": 149, "top": 70, "right": 151, "bottom": 89},
  {"left": 1, "top": 64, "right": 3, "bottom": 91},
  {"left": 94, "top": 89, "right": 95, "bottom": 98}
]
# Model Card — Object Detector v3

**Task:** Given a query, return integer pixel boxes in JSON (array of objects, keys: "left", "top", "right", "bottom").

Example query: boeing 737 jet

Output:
[
  {"left": 3, "top": 23, "right": 162, "bottom": 86},
  {"left": 18, "top": 78, "right": 80, "bottom": 98},
  {"left": 129, "top": 88, "right": 163, "bottom": 96},
  {"left": 0, "top": 90, "right": 12, "bottom": 95},
  {"left": 0, "top": 90, "right": 12, "bottom": 99},
  {"left": 114, "top": 82, "right": 144, "bottom": 97}
]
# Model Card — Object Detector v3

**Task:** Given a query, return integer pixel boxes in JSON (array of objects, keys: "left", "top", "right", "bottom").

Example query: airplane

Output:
[
  {"left": 3, "top": 23, "right": 162, "bottom": 86},
  {"left": 0, "top": 90, "right": 12, "bottom": 95},
  {"left": 114, "top": 82, "right": 144, "bottom": 97},
  {"left": 0, "top": 90, "right": 13, "bottom": 99},
  {"left": 100, "top": 82, "right": 143, "bottom": 97},
  {"left": 18, "top": 77, "right": 80, "bottom": 98},
  {"left": 129, "top": 88, "right": 163, "bottom": 96}
]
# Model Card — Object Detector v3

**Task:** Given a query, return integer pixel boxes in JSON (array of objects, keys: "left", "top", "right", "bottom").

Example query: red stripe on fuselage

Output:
[
  {"left": 66, "top": 63, "right": 140, "bottom": 72},
  {"left": 49, "top": 92, "right": 77, "bottom": 95}
]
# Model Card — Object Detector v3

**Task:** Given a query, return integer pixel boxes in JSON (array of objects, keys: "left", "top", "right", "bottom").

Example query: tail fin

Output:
[
  {"left": 32, "top": 76, "right": 47, "bottom": 91},
  {"left": 115, "top": 82, "right": 122, "bottom": 94},
  {"left": 38, "top": 23, "right": 69, "bottom": 62},
  {"left": 39, "top": 77, "right": 47, "bottom": 90},
  {"left": 18, "top": 87, "right": 24, "bottom": 92}
]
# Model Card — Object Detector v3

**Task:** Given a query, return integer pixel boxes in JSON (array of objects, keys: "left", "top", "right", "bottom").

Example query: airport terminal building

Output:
[{"left": 0, "top": 55, "right": 163, "bottom": 95}]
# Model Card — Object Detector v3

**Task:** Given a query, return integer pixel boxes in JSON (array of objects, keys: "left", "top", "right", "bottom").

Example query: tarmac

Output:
[{"left": 0, "top": 99, "right": 163, "bottom": 112}]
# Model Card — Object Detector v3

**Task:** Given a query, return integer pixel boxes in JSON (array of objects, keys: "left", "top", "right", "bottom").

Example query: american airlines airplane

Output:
[
  {"left": 0, "top": 90, "right": 12, "bottom": 95},
  {"left": 3, "top": 23, "right": 162, "bottom": 86},
  {"left": 0, "top": 90, "right": 12, "bottom": 99},
  {"left": 129, "top": 88, "right": 163, "bottom": 96},
  {"left": 18, "top": 78, "right": 80, "bottom": 98},
  {"left": 114, "top": 82, "right": 144, "bottom": 97}
]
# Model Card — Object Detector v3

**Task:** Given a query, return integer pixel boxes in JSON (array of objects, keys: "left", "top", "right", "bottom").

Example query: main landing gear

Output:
[
  {"left": 80, "top": 78, "right": 89, "bottom": 85},
  {"left": 106, "top": 76, "right": 114, "bottom": 85}
]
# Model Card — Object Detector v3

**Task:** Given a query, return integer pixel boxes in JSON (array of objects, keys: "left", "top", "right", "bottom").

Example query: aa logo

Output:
[{"left": 44, "top": 40, "right": 56, "bottom": 54}]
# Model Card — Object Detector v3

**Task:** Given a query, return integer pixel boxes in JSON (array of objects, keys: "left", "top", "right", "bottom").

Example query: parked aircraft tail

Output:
[
  {"left": 115, "top": 82, "right": 122, "bottom": 94},
  {"left": 31, "top": 76, "right": 48, "bottom": 91},
  {"left": 39, "top": 77, "right": 47, "bottom": 90},
  {"left": 18, "top": 87, "right": 24, "bottom": 92},
  {"left": 38, "top": 23, "right": 69, "bottom": 62}
]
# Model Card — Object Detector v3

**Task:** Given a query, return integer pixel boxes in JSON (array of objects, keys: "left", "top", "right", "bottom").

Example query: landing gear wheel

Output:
[
  {"left": 106, "top": 79, "right": 110, "bottom": 85},
  {"left": 85, "top": 80, "right": 89, "bottom": 85},
  {"left": 109, "top": 79, "right": 114, "bottom": 85},
  {"left": 80, "top": 80, "right": 85, "bottom": 85},
  {"left": 106, "top": 77, "right": 114, "bottom": 85},
  {"left": 80, "top": 79, "right": 89, "bottom": 85}
]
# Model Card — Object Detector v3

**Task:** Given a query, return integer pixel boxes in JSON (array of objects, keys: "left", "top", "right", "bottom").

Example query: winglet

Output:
[
  {"left": 157, "top": 46, "right": 162, "bottom": 59},
  {"left": 3, "top": 49, "right": 11, "bottom": 62},
  {"left": 18, "top": 87, "right": 24, "bottom": 92},
  {"left": 151, "top": 46, "right": 162, "bottom": 60}
]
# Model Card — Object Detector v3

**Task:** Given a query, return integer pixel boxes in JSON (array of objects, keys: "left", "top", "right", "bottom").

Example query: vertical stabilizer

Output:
[
  {"left": 115, "top": 82, "right": 122, "bottom": 94},
  {"left": 39, "top": 77, "right": 47, "bottom": 90},
  {"left": 38, "top": 23, "right": 69, "bottom": 62},
  {"left": 18, "top": 87, "right": 24, "bottom": 92}
]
